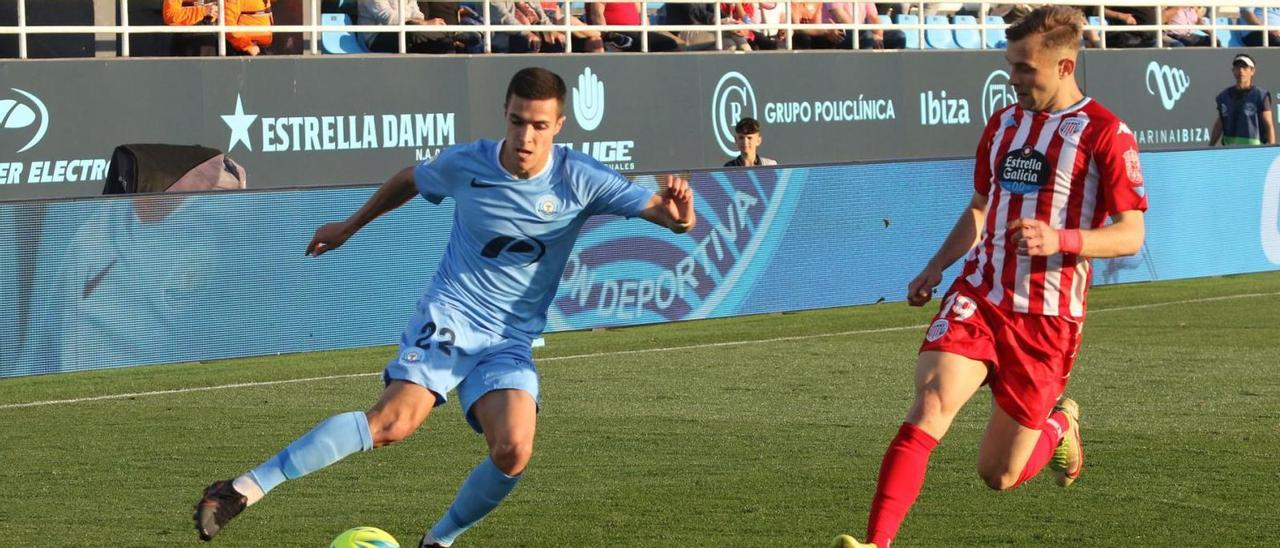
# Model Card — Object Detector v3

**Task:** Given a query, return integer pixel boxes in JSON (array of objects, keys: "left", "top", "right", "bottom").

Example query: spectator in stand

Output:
[
  {"left": 724, "top": 117, "right": 777, "bottom": 167},
  {"left": 1104, "top": 6, "right": 1177, "bottom": 48},
  {"left": 586, "top": 2, "right": 683, "bottom": 52},
  {"left": 489, "top": 1, "right": 565, "bottom": 53},
  {"left": 722, "top": 3, "right": 778, "bottom": 50},
  {"left": 490, "top": 2, "right": 604, "bottom": 53},
  {"left": 1164, "top": 6, "right": 1210, "bottom": 47},
  {"left": 786, "top": 2, "right": 837, "bottom": 49},
  {"left": 224, "top": 0, "right": 274, "bottom": 56},
  {"left": 358, "top": 0, "right": 477, "bottom": 54},
  {"left": 755, "top": 2, "right": 786, "bottom": 48},
  {"left": 162, "top": 0, "right": 218, "bottom": 56},
  {"left": 823, "top": 2, "right": 905, "bottom": 49},
  {"left": 662, "top": 3, "right": 738, "bottom": 51},
  {"left": 1240, "top": 6, "right": 1280, "bottom": 47},
  {"left": 539, "top": 1, "right": 606, "bottom": 52}
]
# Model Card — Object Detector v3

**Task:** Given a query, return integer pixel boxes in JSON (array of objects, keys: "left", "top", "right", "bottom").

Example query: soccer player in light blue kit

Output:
[{"left": 194, "top": 67, "right": 697, "bottom": 545}]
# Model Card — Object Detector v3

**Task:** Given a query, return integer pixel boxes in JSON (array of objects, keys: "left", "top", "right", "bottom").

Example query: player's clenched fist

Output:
[
  {"left": 906, "top": 267, "right": 942, "bottom": 307},
  {"left": 306, "top": 221, "right": 354, "bottom": 257},
  {"left": 1008, "top": 218, "right": 1060, "bottom": 257}
]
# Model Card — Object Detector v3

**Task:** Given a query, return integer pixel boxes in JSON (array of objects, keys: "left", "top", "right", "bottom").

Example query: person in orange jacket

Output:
[
  {"left": 162, "top": 0, "right": 219, "bottom": 56},
  {"left": 163, "top": 0, "right": 217, "bottom": 26},
  {"left": 224, "top": 0, "right": 274, "bottom": 55}
]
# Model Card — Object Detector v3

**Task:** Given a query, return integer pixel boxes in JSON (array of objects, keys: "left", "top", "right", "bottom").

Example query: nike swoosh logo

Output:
[
  {"left": 470, "top": 179, "right": 501, "bottom": 188},
  {"left": 82, "top": 259, "right": 118, "bottom": 298}
]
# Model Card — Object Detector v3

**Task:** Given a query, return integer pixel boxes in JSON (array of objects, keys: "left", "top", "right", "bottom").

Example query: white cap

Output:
[{"left": 1233, "top": 54, "right": 1255, "bottom": 69}]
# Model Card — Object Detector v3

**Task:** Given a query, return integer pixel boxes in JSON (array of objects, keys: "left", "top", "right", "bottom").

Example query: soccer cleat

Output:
[
  {"left": 193, "top": 479, "right": 247, "bottom": 541},
  {"left": 832, "top": 534, "right": 877, "bottom": 548},
  {"left": 1050, "top": 397, "right": 1083, "bottom": 487},
  {"left": 418, "top": 535, "right": 448, "bottom": 548}
]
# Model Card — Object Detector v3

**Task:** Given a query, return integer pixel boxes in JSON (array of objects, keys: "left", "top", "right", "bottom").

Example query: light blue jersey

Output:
[{"left": 414, "top": 139, "right": 654, "bottom": 341}]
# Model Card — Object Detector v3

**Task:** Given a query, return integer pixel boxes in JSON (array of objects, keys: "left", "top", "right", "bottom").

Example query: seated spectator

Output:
[
  {"left": 224, "top": 0, "right": 274, "bottom": 56},
  {"left": 358, "top": 0, "right": 477, "bottom": 54},
  {"left": 1104, "top": 6, "right": 1176, "bottom": 48},
  {"left": 586, "top": 2, "right": 683, "bottom": 52},
  {"left": 784, "top": 2, "right": 835, "bottom": 49},
  {"left": 1070, "top": 5, "right": 1104, "bottom": 48},
  {"left": 724, "top": 117, "right": 777, "bottom": 167},
  {"left": 754, "top": 2, "right": 786, "bottom": 48},
  {"left": 1240, "top": 6, "right": 1280, "bottom": 47},
  {"left": 789, "top": 3, "right": 900, "bottom": 50},
  {"left": 162, "top": 0, "right": 218, "bottom": 56},
  {"left": 722, "top": 2, "right": 779, "bottom": 50},
  {"left": 661, "top": 3, "right": 748, "bottom": 51},
  {"left": 539, "top": 2, "right": 606, "bottom": 52},
  {"left": 1164, "top": 6, "right": 1210, "bottom": 47},
  {"left": 489, "top": 1, "right": 603, "bottom": 53},
  {"left": 823, "top": 2, "right": 905, "bottom": 49}
]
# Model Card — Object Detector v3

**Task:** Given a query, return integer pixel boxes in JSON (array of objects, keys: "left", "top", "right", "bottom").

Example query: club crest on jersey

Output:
[
  {"left": 535, "top": 194, "right": 559, "bottom": 218},
  {"left": 399, "top": 346, "right": 426, "bottom": 365},
  {"left": 926, "top": 319, "right": 949, "bottom": 342},
  {"left": 1058, "top": 118, "right": 1085, "bottom": 139},
  {"left": 999, "top": 146, "right": 1051, "bottom": 194},
  {"left": 1123, "top": 148, "right": 1144, "bottom": 186}
]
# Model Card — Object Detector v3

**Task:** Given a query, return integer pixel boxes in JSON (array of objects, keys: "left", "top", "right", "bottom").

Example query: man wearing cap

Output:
[{"left": 1211, "top": 54, "right": 1275, "bottom": 146}]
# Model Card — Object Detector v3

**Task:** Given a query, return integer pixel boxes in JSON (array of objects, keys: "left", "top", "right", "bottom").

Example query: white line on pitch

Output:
[{"left": 3, "top": 290, "right": 1276, "bottom": 410}]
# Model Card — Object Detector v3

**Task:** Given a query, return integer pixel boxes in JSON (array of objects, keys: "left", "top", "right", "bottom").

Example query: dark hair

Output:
[
  {"left": 505, "top": 67, "right": 567, "bottom": 110},
  {"left": 1006, "top": 5, "right": 1084, "bottom": 51},
  {"left": 734, "top": 117, "right": 761, "bottom": 135}
]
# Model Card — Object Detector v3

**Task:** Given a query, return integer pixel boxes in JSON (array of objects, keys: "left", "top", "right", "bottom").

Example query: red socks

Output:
[
  {"left": 1011, "top": 410, "right": 1069, "bottom": 487},
  {"left": 866, "top": 422, "right": 939, "bottom": 547}
]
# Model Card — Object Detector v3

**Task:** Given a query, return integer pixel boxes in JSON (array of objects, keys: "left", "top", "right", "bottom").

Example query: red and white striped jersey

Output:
[{"left": 959, "top": 98, "right": 1148, "bottom": 319}]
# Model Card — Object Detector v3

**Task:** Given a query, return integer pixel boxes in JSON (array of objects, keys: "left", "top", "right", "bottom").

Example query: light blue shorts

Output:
[{"left": 383, "top": 300, "right": 539, "bottom": 433}]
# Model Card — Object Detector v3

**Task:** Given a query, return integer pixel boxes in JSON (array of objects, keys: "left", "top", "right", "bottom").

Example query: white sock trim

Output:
[{"left": 421, "top": 533, "right": 451, "bottom": 547}]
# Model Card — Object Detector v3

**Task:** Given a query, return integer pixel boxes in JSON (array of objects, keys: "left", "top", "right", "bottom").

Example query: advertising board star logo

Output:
[{"left": 221, "top": 94, "right": 258, "bottom": 152}]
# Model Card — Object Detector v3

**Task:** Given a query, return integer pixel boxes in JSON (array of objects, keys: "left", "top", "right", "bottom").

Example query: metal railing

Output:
[{"left": 0, "top": 1, "right": 1275, "bottom": 58}]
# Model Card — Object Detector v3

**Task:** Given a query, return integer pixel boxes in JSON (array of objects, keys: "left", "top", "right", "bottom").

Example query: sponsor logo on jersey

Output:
[
  {"left": 999, "top": 146, "right": 1051, "bottom": 194},
  {"left": 926, "top": 319, "right": 950, "bottom": 342}
]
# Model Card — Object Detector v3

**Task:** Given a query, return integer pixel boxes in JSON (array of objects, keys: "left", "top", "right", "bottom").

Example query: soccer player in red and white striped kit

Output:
[{"left": 836, "top": 6, "right": 1147, "bottom": 547}]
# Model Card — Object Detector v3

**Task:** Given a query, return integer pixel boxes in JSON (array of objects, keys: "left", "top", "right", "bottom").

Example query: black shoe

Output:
[
  {"left": 418, "top": 535, "right": 448, "bottom": 548},
  {"left": 193, "top": 480, "right": 247, "bottom": 541}
]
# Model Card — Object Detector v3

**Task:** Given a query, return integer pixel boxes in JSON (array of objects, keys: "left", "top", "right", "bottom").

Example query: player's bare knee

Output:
[
  {"left": 907, "top": 392, "right": 956, "bottom": 435},
  {"left": 978, "top": 467, "right": 1020, "bottom": 491},
  {"left": 489, "top": 441, "right": 533, "bottom": 476},
  {"left": 366, "top": 411, "right": 422, "bottom": 447}
]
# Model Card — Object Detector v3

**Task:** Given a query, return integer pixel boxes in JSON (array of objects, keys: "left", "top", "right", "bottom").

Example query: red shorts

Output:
[{"left": 919, "top": 282, "right": 1083, "bottom": 429}]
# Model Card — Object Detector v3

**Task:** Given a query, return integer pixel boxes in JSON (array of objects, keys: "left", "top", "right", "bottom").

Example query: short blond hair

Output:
[{"left": 1006, "top": 5, "right": 1085, "bottom": 51}]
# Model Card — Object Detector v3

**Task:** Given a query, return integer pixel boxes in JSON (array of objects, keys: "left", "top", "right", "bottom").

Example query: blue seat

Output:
[
  {"left": 321, "top": 13, "right": 371, "bottom": 54},
  {"left": 983, "top": 15, "right": 1007, "bottom": 49},
  {"left": 952, "top": 15, "right": 981, "bottom": 48},
  {"left": 894, "top": 14, "right": 920, "bottom": 49},
  {"left": 924, "top": 15, "right": 957, "bottom": 49}
]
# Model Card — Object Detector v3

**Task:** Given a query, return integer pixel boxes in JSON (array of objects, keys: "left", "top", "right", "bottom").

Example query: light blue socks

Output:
[
  {"left": 245, "top": 411, "right": 374, "bottom": 496},
  {"left": 427, "top": 457, "right": 521, "bottom": 546}
]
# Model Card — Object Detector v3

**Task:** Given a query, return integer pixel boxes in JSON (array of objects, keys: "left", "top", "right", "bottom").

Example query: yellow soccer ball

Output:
[{"left": 330, "top": 526, "right": 400, "bottom": 548}]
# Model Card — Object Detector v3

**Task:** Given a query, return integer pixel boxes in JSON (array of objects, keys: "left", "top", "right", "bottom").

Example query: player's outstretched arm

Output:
[
  {"left": 907, "top": 191, "right": 988, "bottom": 306},
  {"left": 1008, "top": 209, "right": 1145, "bottom": 259},
  {"left": 306, "top": 166, "right": 418, "bottom": 257},
  {"left": 640, "top": 174, "right": 698, "bottom": 234}
]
